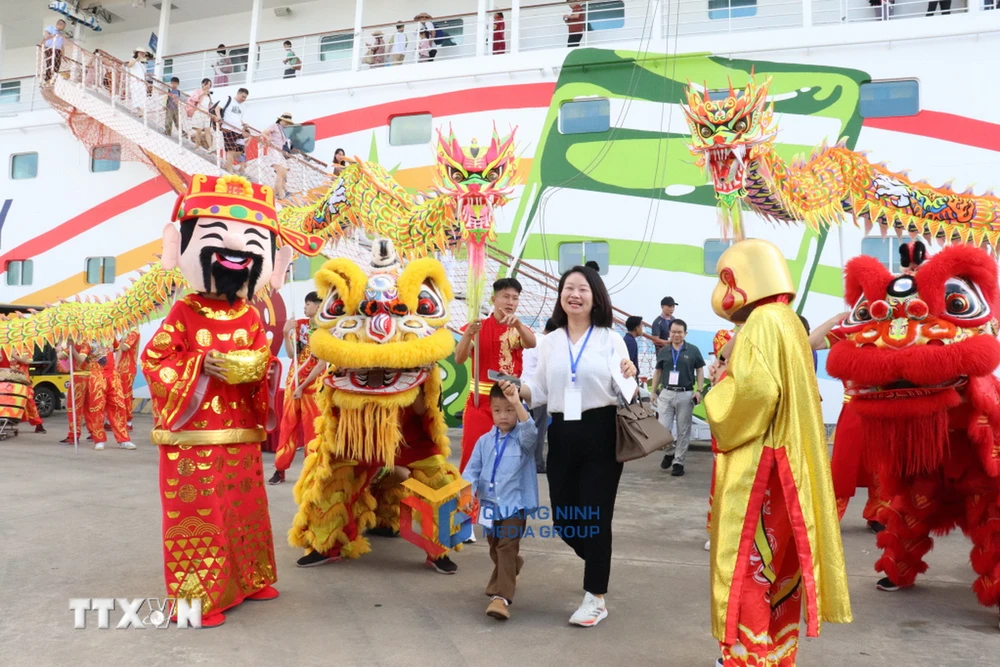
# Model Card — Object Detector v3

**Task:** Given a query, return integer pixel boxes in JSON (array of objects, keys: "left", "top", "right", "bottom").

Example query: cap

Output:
[
  {"left": 711, "top": 239, "right": 795, "bottom": 322},
  {"left": 661, "top": 296, "right": 678, "bottom": 307},
  {"left": 171, "top": 174, "right": 324, "bottom": 257}
]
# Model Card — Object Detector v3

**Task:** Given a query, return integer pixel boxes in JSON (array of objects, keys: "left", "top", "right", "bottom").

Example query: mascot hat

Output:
[
  {"left": 171, "top": 174, "right": 324, "bottom": 257},
  {"left": 711, "top": 239, "right": 795, "bottom": 322}
]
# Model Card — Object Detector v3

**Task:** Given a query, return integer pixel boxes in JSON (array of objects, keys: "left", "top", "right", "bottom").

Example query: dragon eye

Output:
[
  {"left": 733, "top": 118, "right": 748, "bottom": 133},
  {"left": 943, "top": 278, "right": 987, "bottom": 320},
  {"left": 486, "top": 165, "right": 504, "bottom": 181},
  {"left": 448, "top": 166, "right": 466, "bottom": 183},
  {"left": 416, "top": 286, "right": 445, "bottom": 318},
  {"left": 846, "top": 297, "right": 872, "bottom": 325},
  {"left": 699, "top": 125, "right": 713, "bottom": 139}
]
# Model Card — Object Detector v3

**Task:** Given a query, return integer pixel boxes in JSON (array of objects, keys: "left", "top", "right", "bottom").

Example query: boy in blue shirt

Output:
[{"left": 462, "top": 382, "right": 537, "bottom": 620}]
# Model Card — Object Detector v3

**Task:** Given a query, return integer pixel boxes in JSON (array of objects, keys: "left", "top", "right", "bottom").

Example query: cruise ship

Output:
[{"left": 2, "top": 0, "right": 999, "bottom": 425}]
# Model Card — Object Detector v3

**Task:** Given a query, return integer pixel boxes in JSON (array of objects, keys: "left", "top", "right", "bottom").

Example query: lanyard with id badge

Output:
[
  {"left": 668, "top": 345, "right": 683, "bottom": 387},
  {"left": 479, "top": 429, "right": 513, "bottom": 528},
  {"left": 564, "top": 326, "right": 594, "bottom": 422}
]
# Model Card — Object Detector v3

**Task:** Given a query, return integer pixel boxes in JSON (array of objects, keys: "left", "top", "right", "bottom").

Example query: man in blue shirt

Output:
[
  {"left": 623, "top": 316, "right": 642, "bottom": 371},
  {"left": 650, "top": 296, "right": 677, "bottom": 349},
  {"left": 462, "top": 382, "right": 537, "bottom": 620}
]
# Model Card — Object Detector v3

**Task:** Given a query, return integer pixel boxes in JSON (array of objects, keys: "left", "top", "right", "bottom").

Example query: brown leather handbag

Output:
[{"left": 615, "top": 396, "right": 674, "bottom": 463}]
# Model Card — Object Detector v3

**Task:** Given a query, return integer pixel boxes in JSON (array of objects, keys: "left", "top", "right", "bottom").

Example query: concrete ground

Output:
[{"left": 0, "top": 414, "right": 996, "bottom": 667}]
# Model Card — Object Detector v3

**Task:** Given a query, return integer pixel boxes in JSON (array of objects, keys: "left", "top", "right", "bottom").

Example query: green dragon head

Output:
[{"left": 683, "top": 77, "right": 775, "bottom": 232}]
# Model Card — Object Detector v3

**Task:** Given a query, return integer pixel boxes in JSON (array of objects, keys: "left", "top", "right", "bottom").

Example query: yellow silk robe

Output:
[{"left": 705, "top": 302, "right": 852, "bottom": 643}]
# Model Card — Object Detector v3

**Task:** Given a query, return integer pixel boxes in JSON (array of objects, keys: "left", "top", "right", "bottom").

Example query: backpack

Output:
[{"left": 209, "top": 96, "right": 232, "bottom": 131}]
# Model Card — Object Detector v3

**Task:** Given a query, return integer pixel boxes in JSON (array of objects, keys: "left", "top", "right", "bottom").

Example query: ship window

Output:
[
  {"left": 0, "top": 80, "right": 21, "bottom": 105},
  {"left": 558, "top": 241, "right": 609, "bottom": 275},
  {"left": 292, "top": 256, "right": 312, "bottom": 281},
  {"left": 285, "top": 124, "right": 316, "bottom": 153},
  {"left": 860, "top": 79, "right": 919, "bottom": 118},
  {"left": 587, "top": 1, "right": 626, "bottom": 30},
  {"left": 10, "top": 152, "right": 38, "bottom": 179},
  {"left": 6, "top": 260, "right": 33, "bottom": 286},
  {"left": 320, "top": 33, "right": 354, "bottom": 62},
  {"left": 703, "top": 239, "right": 734, "bottom": 275},
  {"left": 435, "top": 18, "right": 465, "bottom": 45},
  {"left": 861, "top": 237, "right": 904, "bottom": 272},
  {"left": 91, "top": 144, "right": 122, "bottom": 173},
  {"left": 228, "top": 46, "right": 250, "bottom": 74},
  {"left": 162, "top": 58, "right": 173, "bottom": 77},
  {"left": 86, "top": 257, "right": 116, "bottom": 285},
  {"left": 558, "top": 98, "right": 610, "bottom": 135},
  {"left": 389, "top": 113, "right": 432, "bottom": 146},
  {"left": 709, "top": 0, "right": 758, "bottom": 20}
]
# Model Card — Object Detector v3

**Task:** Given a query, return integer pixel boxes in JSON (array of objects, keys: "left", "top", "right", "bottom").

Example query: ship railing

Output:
[
  {"left": 0, "top": 76, "right": 45, "bottom": 115},
  {"left": 814, "top": 0, "right": 971, "bottom": 26},
  {"left": 164, "top": 44, "right": 251, "bottom": 91},
  {"left": 40, "top": 39, "right": 331, "bottom": 200}
]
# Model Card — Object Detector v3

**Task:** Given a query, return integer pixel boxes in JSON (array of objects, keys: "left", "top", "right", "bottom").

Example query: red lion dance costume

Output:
[{"left": 827, "top": 239, "right": 1000, "bottom": 628}]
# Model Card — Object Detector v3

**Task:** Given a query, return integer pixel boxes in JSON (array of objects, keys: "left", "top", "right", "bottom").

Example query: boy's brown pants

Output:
[{"left": 485, "top": 515, "right": 526, "bottom": 603}]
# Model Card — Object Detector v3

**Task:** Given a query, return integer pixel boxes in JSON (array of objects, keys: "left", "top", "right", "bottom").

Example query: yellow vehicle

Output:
[{"left": 1, "top": 303, "right": 80, "bottom": 418}]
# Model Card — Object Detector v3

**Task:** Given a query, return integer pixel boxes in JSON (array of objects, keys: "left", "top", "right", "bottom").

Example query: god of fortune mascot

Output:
[
  {"left": 704, "top": 239, "right": 851, "bottom": 666},
  {"left": 141, "top": 174, "right": 322, "bottom": 627},
  {"left": 290, "top": 239, "right": 466, "bottom": 574},
  {"left": 827, "top": 239, "right": 1000, "bottom": 630}
]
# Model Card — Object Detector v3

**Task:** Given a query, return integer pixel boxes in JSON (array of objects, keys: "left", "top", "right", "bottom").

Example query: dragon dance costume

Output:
[
  {"left": 704, "top": 240, "right": 851, "bottom": 666},
  {"left": 4, "top": 353, "right": 43, "bottom": 429},
  {"left": 141, "top": 173, "right": 320, "bottom": 626}
]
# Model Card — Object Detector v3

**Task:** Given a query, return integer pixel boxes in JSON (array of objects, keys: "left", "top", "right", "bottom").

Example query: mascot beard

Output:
[{"left": 199, "top": 246, "right": 266, "bottom": 305}]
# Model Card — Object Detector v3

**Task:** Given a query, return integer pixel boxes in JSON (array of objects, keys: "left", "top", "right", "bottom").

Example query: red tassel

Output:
[{"left": 858, "top": 408, "right": 953, "bottom": 477}]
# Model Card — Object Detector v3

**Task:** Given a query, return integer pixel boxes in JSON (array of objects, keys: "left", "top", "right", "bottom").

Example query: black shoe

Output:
[
  {"left": 660, "top": 453, "right": 674, "bottom": 470},
  {"left": 867, "top": 520, "right": 886, "bottom": 534},
  {"left": 671, "top": 463, "right": 685, "bottom": 477},
  {"left": 34, "top": 425, "right": 47, "bottom": 434},
  {"left": 536, "top": 465, "right": 547, "bottom": 474},
  {"left": 59, "top": 437, "right": 76, "bottom": 444},
  {"left": 426, "top": 555, "right": 458, "bottom": 574},
  {"left": 267, "top": 470, "right": 285, "bottom": 485},
  {"left": 365, "top": 526, "right": 400, "bottom": 538},
  {"left": 86, "top": 435, "right": 94, "bottom": 442},
  {"left": 296, "top": 551, "right": 341, "bottom": 568},
  {"left": 876, "top": 577, "right": 900, "bottom": 592}
]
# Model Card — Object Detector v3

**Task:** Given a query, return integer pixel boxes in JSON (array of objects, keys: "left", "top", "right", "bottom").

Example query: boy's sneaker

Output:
[
  {"left": 268, "top": 470, "right": 285, "bottom": 485},
  {"left": 94, "top": 442, "right": 105, "bottom": 451},
  {"left": 671, "top": 463, "right": 685, "bottom": 477},
  {"left": 486, "top": 596, "right": 510, "bottom": 620},
  {"left": 569, "top": 592, "right": 608, "bottom": 627},
  {"left": 876, "top": 577, "right": 901, "bottom": 592},
  {"left": 296, "top": 551, "right": 340, "bottom": 568},
  {"left": 425, "top": 555, "right": 458, "bottom": 574},
  {"left": 118, "top": 441, "right": 137, "bottom": 450}
]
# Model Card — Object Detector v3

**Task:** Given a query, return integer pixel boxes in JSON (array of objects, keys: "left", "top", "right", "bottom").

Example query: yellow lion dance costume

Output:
[{"left": 289, "top": 239, "right": 465, "bottom": 571}]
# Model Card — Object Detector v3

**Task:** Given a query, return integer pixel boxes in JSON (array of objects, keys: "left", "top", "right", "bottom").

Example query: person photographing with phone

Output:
[{"left": 454, "top": 278, "right": 537, "bottom": 474}]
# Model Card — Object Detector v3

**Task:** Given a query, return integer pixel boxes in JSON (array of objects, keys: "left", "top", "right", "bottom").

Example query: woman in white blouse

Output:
[{"left": 503, "top": 265, "right": 636, "bottom": 628}]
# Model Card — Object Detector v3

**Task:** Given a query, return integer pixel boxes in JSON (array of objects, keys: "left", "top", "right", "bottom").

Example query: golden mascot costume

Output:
[
  {"left": 704, "top": 239, "right": 852, "bottom": 666},
  {"left": 289, "top": 239, "right": 466, "bottom": 573}
]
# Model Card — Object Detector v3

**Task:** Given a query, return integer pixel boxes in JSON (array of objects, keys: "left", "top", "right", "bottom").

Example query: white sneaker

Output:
[
  {"left": 704, "top": 539, "right": 711, "bottom": 551},
  {"left": 94, "top": 442, "right": 105, "bottom": 451},
  {"left": 569, "top": 592, "right": 608, "bottom": 627},
  {"left": 464, "top": 529, "right": 476, "bottom": 544},
  {"left": 118, "top": 441, "right": 137, "bottom": 450}
]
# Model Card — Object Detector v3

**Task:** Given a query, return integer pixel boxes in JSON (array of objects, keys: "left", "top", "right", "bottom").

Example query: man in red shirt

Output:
[
  {"left": 116, "top": 330, "right": 141, "bottom": 430},
  {"left": 455, "top": 278, "right": 536, "bottom": 473},
  {"left": 564, "top": 1, "right": 585, "bottom": 47}
]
